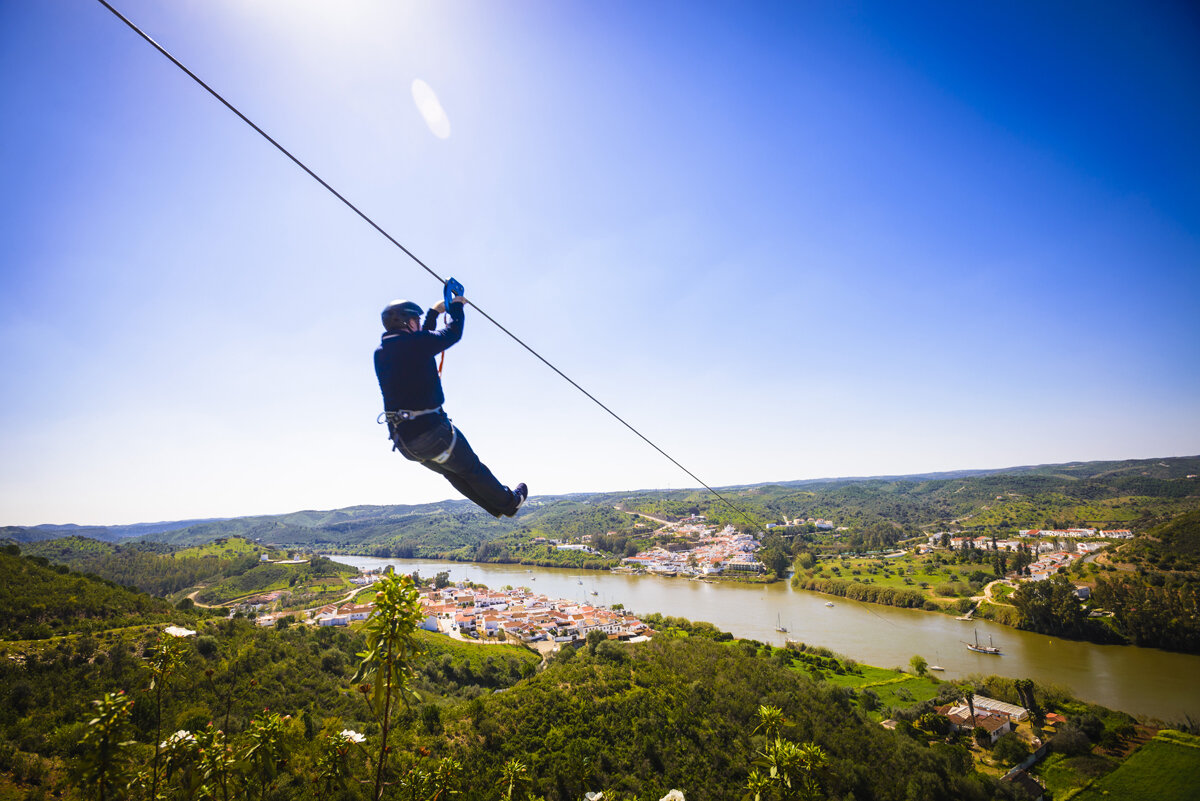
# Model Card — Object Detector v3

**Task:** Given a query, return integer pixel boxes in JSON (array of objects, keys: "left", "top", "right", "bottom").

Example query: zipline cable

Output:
[{"left": 95, "top": 0, "right": 767, "bottom": 533}]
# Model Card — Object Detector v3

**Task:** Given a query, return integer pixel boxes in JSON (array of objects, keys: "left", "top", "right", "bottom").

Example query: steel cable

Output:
[{"left": 95, "top": 0, "right": 765, "bottom": 533}]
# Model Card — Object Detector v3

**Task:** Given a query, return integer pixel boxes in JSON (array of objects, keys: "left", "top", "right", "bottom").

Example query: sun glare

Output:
[{"left": 411, "top": 78, "right": 451, "bottom": 139}]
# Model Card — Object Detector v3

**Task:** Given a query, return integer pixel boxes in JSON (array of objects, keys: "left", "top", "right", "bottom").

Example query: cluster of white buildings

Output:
[
  {"left": 620, "top": 525, "right": 763, "bottom": 575},
  {"left": 1025, "top": 551, "right": 1081, "bottom": 581},
  {"left": 765, "top": 517, "right": 835, "bottom": 531},
  {"left": 933, "top": 535, "right": 1025, "bottom": 551},
  {"left": 417, "top": 585, "right": 648, "bottom": 643},
  {"left": 256, "top": 583, "right": 650, "bottom": 644},
  {"left": 1019, "top": 528, "right": 1133, "bottom": 539},
  {"left": 933, "top": 694, "right": 1028, "bottom": 744},
  {"left": 254, "top": 600, "right": 375, "bottom": 628},
  {"left": 931, "top": 528, "right": 1134, "bottom": 552}
]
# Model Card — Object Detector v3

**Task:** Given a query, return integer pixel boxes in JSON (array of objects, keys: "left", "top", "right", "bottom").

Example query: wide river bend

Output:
[{"left": 330, "top": 556, "right": 1200, "bottom": 723}]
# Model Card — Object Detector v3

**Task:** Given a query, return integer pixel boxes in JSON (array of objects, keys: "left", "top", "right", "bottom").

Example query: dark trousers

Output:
[{"left": 391, "top": 414, "right": 516, "bottom": 517}]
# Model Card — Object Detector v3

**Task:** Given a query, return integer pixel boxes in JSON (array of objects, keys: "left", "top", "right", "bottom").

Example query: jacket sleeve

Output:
[{"left": 415, "top": 300, "right": 464, "bottom": 356}]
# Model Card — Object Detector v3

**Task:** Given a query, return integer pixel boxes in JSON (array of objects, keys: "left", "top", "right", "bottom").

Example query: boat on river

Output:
[
  {"left": 965, "top": 629, "right": 1001, "bottom": 655},
  {"left": 825, "top": 601, "right": 834, "bottom": 608},
  {"left": 776, "top": 613, "right": 788, "bottom": 633}
]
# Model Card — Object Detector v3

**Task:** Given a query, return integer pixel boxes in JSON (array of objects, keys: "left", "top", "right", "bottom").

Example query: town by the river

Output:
[{"left": 331, "top": 555, "right": 1200, "bottom": 724}]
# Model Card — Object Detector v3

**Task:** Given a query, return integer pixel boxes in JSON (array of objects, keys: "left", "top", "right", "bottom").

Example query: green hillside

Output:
[
  {"left": 19, "top": 536, "right": 270, "bottom": 597},
  {"left": 4, "top": 457, "right": 1197, "bottom": 562},
  {"left": 0, "top": 546, "right": 187, "bottom": 640}
]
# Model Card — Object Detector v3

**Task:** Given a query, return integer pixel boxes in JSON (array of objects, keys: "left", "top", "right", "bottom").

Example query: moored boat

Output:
[{"left": 964, "top": 629, "right": 1001, "bottom": 655}]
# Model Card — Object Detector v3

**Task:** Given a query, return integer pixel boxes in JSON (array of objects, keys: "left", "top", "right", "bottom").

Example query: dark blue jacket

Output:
[{"left": 374, "top": 301, "right": 464, "bottom": 420}]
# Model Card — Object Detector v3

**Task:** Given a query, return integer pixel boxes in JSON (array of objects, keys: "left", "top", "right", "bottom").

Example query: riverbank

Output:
[{"left": 327, "top": 555, "right": 1200, "bottom": 723}]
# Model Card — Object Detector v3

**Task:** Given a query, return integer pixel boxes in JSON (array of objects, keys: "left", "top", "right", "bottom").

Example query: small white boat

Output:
[
  {"left": 775, "top": 613, "right": 788, "bottom": 633},
  {"left": 825, "top": 601, "right": 834, "bottom": 607},
  {"left": 929, "top": 665, "right": 945, "bottom": 671}
]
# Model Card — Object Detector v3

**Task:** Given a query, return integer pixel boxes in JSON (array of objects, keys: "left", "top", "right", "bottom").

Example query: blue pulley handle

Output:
[{"left": 444, "top": 277, "right": 464, "bottom": 311}]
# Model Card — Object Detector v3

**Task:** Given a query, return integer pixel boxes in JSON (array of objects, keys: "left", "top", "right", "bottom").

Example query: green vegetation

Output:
[
  {"left": 194, "top": 555, "right": 358, "bottom": 605},
  {"left": 18, "top": 535, "right": 270, "bottom": 597},
  {"left": 1073, "top": 730, "right": 1200, "bottom": 801},
  {"left": 0, "top": 546, "right": 187, "bottom": 640},
  {"left": 0, "top": 550, "right": 1181, "bottom": 800}
]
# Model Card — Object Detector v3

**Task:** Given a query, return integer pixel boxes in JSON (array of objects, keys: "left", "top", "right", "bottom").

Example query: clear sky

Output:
[{"left": 2, "top": 1, "right": 1198, "bottom": 526}]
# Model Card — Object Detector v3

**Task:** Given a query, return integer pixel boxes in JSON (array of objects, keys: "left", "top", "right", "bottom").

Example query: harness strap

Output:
[
  {"left": 377, "top": 410, "right": 457, "bottom": 464},
  {"left": 377, "top": 407, "right": 442, "bottom": 425}
]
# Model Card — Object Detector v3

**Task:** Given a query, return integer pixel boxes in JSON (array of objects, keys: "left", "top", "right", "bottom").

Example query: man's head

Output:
[{"left": 381, "top": 299, "right": 424, "bottom": 332}]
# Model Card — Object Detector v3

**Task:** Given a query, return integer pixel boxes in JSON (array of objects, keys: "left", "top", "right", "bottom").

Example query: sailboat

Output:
[
  {"left": 929, "top": 650, "right": 945, "bottom": 671},
  {"left": 964, "top": 629, "right": 1001, "bottom": 655},
  {"left": 775, "top": 613, "right": 788, "bottom": 633}
]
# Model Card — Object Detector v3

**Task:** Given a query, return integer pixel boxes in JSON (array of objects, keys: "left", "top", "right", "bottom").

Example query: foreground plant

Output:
[
  {"left": 148, "top": 627, "right": 191, "bottom": 799},
  {"left": 745, "top": 705, "right": 828, "bottom": 801},
  {"left": 78, "top": 691, "right": 135, "bottom": 801},
  {"left": 351, "top": 572, "right": 426, "bottom": 801}
]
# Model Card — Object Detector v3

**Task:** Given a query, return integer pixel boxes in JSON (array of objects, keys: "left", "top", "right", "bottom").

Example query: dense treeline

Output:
[
  {"left": 19, "top": 536, "right": 264, "bottom": 597},
  {"left": 2, "top": 614, "right": 1026, "bottom": 800},
  {"left": 194, "top": 557, "right": 359, "bottom": 604},
  {"left": 0, "top": 548, "right": 185, "bottom": 640},
  {"left": 435, "top": 636, "right": 1019, "bottom": 801},
  {"left": 1093, "top": 576, "right": 1200, "bottom": 652},
  {"left": 791, "top": 575, "right": 931, "bottom": 609},
  {"left": 7, "top": 456, "right": 1196, "bottom": 576},
  {"left": 1002, "top": 511, "right": 1200, "bottom": 653}
]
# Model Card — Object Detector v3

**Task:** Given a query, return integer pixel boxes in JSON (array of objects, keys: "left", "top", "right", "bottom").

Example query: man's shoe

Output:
[{"left": 506, "top": 483, "right": 528, "bottom": 516}]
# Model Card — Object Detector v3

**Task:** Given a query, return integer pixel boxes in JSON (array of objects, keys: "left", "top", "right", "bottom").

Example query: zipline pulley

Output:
[{"left": 438, "top": 277, "right": 465, "bottom": 376}]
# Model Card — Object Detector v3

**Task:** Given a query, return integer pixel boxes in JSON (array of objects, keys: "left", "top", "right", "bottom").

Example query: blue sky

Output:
[{"left": 2, "top": 1, "right": 1197, "bottom": 526}]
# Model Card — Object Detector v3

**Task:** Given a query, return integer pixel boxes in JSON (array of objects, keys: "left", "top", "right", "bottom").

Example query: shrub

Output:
[
  {"left": 1051, "top": 727, "right": 1092, "bottom": 756},
  {"left": 991, "top": 732, "right": 1030, "bottom": 765}
]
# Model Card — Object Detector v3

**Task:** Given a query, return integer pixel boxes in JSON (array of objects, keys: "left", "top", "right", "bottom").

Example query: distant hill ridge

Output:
[{"left": 2, "top": 454, "right": 1197, "bottom": 551}]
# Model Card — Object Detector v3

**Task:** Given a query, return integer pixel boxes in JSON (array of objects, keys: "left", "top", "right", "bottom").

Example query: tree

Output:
[
  {"left": 909, "top": 655, "right": 928, "bottom": 676},
  {"left": 351, "top": 573, "right": 425, "bottom": 801},
  {"left": 991, "top": 732, "right": 1030, "bottom": 765},
  {"left": 1011, "top": 574, "right": 1086, "bottom": 636},
  {"left": 77, "top": 691, "right": 134, "bottom": 801},
  {"left": 499, "top": 757, "right": 530, "bottom": 801},
  {"left": 747, "top": 705, "right": 828, "bottom": 801},
  {"left": 146, "top": 629, "right": 189, "bottom": 800}
]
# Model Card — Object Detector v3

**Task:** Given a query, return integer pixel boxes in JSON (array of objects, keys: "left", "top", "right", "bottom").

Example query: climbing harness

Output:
[
  {"left": 379, "top": 410, "right": 457, "bottom": 464},
  {"left": 377, "top": 408, "right": 443, "bottom": 425},
  {"left": 95, "top": 0, "right": 766, "bottom": 533}
]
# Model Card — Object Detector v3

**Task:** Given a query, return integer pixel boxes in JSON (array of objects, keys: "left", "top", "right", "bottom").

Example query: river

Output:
[{"left": 329, "top": 555, "right": 1200, "bottom": 723}]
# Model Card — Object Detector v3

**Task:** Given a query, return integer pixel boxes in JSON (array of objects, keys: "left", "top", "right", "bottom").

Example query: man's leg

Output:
[
  {"left": 430, "top": 426, "right": 520, "bottom": 517},
  {"left": 421, "top": 459, "right": 511, "bottom": 517}
]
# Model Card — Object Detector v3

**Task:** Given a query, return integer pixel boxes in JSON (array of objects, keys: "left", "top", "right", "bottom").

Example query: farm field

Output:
[{"left": 1073, "top": 730, "right": 1200, "bottom": 801}]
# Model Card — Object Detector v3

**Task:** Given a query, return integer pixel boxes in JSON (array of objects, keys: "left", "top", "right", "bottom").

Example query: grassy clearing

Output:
[
  {"left": 1036, "top": 752, "right": 1118, "bottom": 797},
  {"left": 176, "top": 538, "right": 266, "bottom": 559},
  {"left": 819, "top": 662, "right": 945, "bottom": 709},
  {"left": 825, "top": 664, "right": 899, "bottom": 687},
  {"left": 416, "top": 629, "right": 541, "bottom": 671},
  {"left": 870, "top": 676, "right": 943, "bottom": 707},
  {"left": 1072, "top": 730, "right": 1200, "bottom": 801},
  {"left": 806, "top": 552, "right": 996, "bottom": 604}
]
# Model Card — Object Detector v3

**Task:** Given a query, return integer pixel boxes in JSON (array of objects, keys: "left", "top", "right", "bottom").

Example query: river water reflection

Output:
[{"left": 330, "top": 555, "right": 1200, "bottom": 723}]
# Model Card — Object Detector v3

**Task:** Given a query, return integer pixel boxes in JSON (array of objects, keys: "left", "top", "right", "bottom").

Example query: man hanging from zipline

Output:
[{"left": 375, "top": 293, "right": 528, "bottom": 517}]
